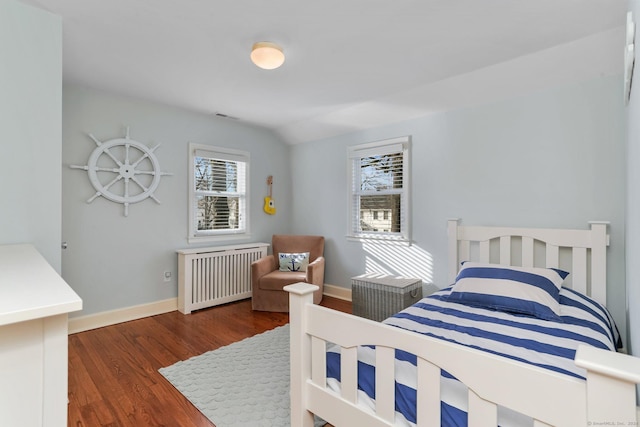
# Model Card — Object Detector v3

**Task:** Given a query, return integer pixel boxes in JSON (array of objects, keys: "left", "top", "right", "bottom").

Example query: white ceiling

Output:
[{"left": 21, "top": 0, "right": 628, "bottom": 144}]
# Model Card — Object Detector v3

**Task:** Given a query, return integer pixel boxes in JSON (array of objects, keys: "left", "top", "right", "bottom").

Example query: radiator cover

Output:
[
  {"left": 177, "top": 243, "right": 269, "bottom": 314},
  {"left": 352, "top": 274, "right": 423, "bottom": 321}
]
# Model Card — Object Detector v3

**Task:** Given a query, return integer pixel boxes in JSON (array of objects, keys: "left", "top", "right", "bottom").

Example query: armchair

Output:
[{"left": 251, "top": 234, "right": 325, "bottom": 312}]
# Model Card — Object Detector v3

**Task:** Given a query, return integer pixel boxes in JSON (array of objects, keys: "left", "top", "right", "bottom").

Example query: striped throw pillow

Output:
[{"left": 448, "top": 262, "right": 569, "bottom": 321}]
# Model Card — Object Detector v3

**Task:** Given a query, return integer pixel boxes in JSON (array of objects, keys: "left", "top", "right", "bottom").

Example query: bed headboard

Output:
[{"left": 447, "top": 219, "right": 610, "bottom": 306}]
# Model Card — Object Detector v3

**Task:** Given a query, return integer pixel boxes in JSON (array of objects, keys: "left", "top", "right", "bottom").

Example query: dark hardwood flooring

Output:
[{"left": 67, "top": 296, "right": 351, "bottom": 427}]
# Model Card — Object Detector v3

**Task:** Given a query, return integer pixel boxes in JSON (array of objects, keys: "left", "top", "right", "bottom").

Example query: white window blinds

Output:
[
  {"left": 189, "top": 144, "right": 249, "bottom": 239},
  {"left": 348, "top": 136, "right": 410, "bottom": 241}
]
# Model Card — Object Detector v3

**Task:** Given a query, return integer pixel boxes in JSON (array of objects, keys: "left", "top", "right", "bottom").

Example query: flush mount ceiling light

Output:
[{"left": 250, "top": 41, "right": 285, "bottom": 70}]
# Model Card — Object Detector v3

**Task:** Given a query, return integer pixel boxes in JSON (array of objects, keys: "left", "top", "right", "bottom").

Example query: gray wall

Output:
[
  {"left": 291, "top": 75, "right": 628, "bottom": 341},
  {"left": 62, "top": 84, "right": 292, "bottom": 316},
  {"left": 61, "top": 46, "right": 628, "bottom": 344},
  {"left": 0, "top": 0, "right": 62, "bottom": 271},
  {"left": 3, "top": 0, "right": 632, "bottom": 361},
  {"left": 627, "top": 0, "right": 640, "bottom": 369}
]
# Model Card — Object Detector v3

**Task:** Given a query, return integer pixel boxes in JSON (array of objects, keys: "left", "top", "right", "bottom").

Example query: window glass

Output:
[
  {"left": 189, "top": 144, "right": 249, "bottom": 241},
  {"left": 348, "top": 136, "right": 410, "bottom": 242}
]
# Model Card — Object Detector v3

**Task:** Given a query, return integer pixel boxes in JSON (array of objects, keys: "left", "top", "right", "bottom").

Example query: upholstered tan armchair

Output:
[{"left": 251, "top": 234, "right": 325, "bottom": 312}]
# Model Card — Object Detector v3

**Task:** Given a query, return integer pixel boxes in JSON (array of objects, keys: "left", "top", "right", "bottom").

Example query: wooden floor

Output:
[{"left": 67, "top": 296, "right": 351, "bottom": 427}]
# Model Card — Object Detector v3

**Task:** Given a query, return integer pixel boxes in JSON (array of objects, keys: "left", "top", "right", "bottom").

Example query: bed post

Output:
[
  {"left": 448, "top": 218, "right": 461, "bottom": 283},
  {"left": 588, "top": 221, "right": 609, "bottom": 306},
  {"left": 574, "top": 344, "right": 640, "bottom": 424},
  {"left": 285, "top": 282, "right": 319, "bottom": 427}
]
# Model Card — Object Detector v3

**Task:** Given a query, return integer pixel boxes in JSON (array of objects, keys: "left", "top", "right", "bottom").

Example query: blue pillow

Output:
[{"left": 448, "top": 262, "right": 569, "bottom": 321}]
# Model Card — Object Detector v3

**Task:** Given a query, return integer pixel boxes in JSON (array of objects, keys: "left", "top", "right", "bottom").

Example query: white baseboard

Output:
[
  {"left": 68, "top": 298, "right": 177, "bottom": 334},
  {"left": 68, "top": 285, "right": 352, "bottom": 334},
  {"left": 323, "top": 283, "right": 352, "bottom": 301}
]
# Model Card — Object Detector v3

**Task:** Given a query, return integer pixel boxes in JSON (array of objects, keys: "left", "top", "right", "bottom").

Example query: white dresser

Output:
[{"left": 0, "top": 244, "right": 82, "bottom": 427}]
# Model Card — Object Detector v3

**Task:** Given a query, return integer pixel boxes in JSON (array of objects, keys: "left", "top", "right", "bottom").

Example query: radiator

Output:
[{"left": 177, "top": 243, "right": 269, "bottom": 314}]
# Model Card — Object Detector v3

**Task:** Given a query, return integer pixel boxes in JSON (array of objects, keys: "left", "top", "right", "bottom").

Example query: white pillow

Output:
[
  {"left": 278, "top": 252, "right": 310, "bottom": 272},
  {"left": 447, "top": 262, "right": 569, "bottom": 321}
]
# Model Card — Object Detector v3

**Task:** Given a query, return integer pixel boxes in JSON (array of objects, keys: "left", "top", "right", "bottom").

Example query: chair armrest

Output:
[
  {"left": 306, "top": 256, "right": 325, "bottom": 286},
  {"left": 252, "top": 255, "right": 277, "bottom": 281}
]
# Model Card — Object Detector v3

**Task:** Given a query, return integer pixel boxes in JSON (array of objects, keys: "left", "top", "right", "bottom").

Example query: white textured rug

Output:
[{"left": 160, "top": 324, "right": 321, "bottom": 427}]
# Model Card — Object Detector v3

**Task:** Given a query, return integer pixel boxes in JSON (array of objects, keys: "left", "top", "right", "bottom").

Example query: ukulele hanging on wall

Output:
[{"left": 263, "top": 175, "right": 276, "bottom": 215}]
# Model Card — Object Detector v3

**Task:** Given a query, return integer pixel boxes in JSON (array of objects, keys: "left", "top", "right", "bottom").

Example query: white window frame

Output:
[
  {"left": 347, "top": 136, "right": 411, "bottom": 243},
  {"left": 188, "top": 143, "right": 250, "bottom": 244}
]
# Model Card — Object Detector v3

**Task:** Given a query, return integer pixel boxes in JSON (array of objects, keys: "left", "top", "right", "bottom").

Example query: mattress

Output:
[{"left": 325, "top": 286, "right": 621, "bottom": 426}]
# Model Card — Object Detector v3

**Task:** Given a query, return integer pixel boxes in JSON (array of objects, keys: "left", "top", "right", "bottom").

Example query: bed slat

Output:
[
  {"left": 522, "top": 236, "right": 534, "bottom": 268},
  {"left": 545, "top": 243, "right": 559, "bottom": 269},
  {"left": 479, "top": 240, "right": 490, "bottom": 263},
  {"left": 459, "top": 240, "right": 470, "bottom": 268},
  {"left": 499, "top": 236, "right": 511, "bottom": 265},
  {"left": 341, "top": 346, "right": 358, "bottom": 404},
  {"left": 589, "top": 222, "right": 608, "bottom": 305},
  {"left": 572, "top": 247, "right": 587, "bottom": 295},
  {"left": 448, "top": 219, "right": 460, "bottom": 281},
  {"left": 416, "top": 358, "right": 440, "bottom": 427},
  {"left": 311, "top": 336, "right": 326, "bottom": 385},
  {"left": 375, "top": 346, "right": 396, "bottom": 422}
]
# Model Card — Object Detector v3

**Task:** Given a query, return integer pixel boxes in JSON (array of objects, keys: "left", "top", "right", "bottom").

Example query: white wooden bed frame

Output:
[{"left": 285, "top": 220, "right": 640, "bottom": 427}]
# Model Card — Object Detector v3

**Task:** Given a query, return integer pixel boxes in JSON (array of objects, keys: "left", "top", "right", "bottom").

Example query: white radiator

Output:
[{"left": 177, "top": 243, "right": 269, "bottom": 314}]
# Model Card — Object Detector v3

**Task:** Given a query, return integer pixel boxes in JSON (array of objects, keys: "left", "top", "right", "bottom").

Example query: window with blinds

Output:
[
  {"left": 189, "top": 143, "right": 249, "bottom": 241},
  {"left": 348, "top": 136, "right": 410, "bottom": 242}
]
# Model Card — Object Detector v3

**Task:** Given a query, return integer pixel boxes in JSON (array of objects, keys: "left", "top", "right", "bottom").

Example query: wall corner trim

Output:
[
  {"left": 323, "top": 283, "right": 352, "bottom": 301},
  {"left": 68, "top": 298, "right": 177, "bottom": 334},
  {"left": 69, "top": 285, "right": 352, "bottom": 334}
]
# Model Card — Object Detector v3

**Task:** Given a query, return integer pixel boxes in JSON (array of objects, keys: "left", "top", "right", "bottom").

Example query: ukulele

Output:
[{"left": 263, "top": 175, "right": 276, "bottom": 215}]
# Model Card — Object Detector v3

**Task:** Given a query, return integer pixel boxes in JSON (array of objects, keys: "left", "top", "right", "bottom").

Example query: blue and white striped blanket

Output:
[{"left": 325, "top": 286, "right": 621, "bottom": 426}]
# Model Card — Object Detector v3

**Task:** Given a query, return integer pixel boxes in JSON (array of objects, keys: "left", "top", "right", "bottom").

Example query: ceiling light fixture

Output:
[{"left": 250, "top": 41, "right": 285, "bottom": 70}]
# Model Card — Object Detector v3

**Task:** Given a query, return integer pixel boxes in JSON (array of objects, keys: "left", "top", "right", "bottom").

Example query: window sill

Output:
[
  {"left": 346, "top": 235, "right": 412, "bottom": 246},
  {"left": 188, "top": 233, "right": 252, "bottom": 245}
]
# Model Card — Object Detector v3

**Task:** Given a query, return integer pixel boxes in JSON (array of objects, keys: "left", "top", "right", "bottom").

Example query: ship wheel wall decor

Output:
[{"left": 70, "top": 127, "right": 173, "bottom": 216}]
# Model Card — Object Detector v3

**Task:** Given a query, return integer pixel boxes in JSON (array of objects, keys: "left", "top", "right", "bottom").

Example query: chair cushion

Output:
[{"left": 259, "top": 270, "right": 307, "bottom": 291}]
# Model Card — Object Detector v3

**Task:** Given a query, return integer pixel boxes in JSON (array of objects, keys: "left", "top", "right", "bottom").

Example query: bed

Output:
[{"left": 285, "top": 220, "right": 640, "bottom": 426}]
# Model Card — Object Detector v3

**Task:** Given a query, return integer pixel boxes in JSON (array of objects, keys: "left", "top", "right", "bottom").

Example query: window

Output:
[
  {"left": 348, "top": 136, "right": 410, "bottom": 242},
  {"left": 189, "top": 143, "right": 249, "bottom": 242}
]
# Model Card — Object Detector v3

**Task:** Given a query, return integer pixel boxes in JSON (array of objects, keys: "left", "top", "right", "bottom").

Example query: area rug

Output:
[{"left": 159, "top": 324, "right": 325, "bottom": 427}]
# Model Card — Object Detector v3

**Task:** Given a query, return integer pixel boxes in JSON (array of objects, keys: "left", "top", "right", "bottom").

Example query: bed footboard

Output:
[{"left": 285, "top": 283, "right": 640, "bottom": 427}]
